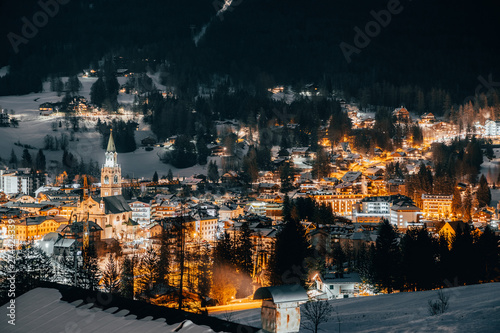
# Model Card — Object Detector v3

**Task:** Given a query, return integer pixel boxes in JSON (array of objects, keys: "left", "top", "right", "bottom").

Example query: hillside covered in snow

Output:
[{"left": 215, "top": 282, "right": 500, "bottom": 332}]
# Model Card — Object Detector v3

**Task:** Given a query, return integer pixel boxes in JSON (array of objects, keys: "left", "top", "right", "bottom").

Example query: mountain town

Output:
[{"left": 1, "top": 1, "right": 500, "bottom": 332}]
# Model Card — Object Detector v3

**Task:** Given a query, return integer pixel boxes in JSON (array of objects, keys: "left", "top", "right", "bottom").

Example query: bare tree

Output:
[
  {"left": 428, "top": 290, "right": 449, "bottom": 315},
  {"left": 302, "top": 301, "right": 333, "bottom": 333}
]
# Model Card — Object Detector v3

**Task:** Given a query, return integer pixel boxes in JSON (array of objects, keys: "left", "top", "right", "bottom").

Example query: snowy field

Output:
[
  {"left": 214, "top": 282, "right": 500, "bottom": 332},
  {"left": 0, "top": 74, "right": 216, "bottom": 179}
]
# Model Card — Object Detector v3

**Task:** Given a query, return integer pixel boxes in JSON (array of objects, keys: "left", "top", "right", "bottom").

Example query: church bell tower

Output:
[{"left": 101, "top": 129, "right": 122, "bottom": 197}]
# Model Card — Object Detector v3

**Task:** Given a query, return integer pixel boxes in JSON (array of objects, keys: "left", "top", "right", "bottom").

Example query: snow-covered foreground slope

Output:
[
  {"left": 0, "top": 288, "right": 225, "bottom": 333},
  {"left": 217, "top": 283, "right": 500, "bottom": 332}
]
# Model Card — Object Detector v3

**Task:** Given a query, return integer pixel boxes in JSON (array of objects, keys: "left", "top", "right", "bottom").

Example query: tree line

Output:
[
  {"left": 355, "top": 220, "right": 500, "bottom": 293},
  {"left": 96, "top": 119, "right": 137, "bottom": 153}
]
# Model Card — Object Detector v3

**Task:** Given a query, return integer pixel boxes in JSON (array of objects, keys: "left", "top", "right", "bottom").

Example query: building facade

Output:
[
  {"left": 484, "top": 120, "right": 500, "bottom": 137},
  {"left": 129, "top": 200, "right": 151, "bottom": 226},
  {"left": 313, "top": 193, "right": 367, "bottom": 217},
  {"left": 421, "top": 194, "right": 453, "bottom": 219},
  {"left": 390, "top": 203, "right": 422, "bottom": 229}
]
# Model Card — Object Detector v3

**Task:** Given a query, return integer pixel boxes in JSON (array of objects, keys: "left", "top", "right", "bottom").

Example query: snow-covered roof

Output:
[
  {"left": 321, "top": 272, "right": 362, "bottom": 284},
  {"left": 254, "top": 285, "right": 308, "bottom": 304}
]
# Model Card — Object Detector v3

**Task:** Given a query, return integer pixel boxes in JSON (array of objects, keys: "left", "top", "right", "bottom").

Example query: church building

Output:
[{"left": 78, "top": 130, "right": 136, "bottom": 240}]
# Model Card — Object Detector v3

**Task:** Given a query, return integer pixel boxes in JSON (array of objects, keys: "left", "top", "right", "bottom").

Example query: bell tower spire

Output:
[
  {"left": 101, "top": 129, "right": 122, "bottom": 197},
  {"left": 107, "top": 128, "right": 116, "bottom": 152},
  {"left": 104, "top": 129, "right": 118, "bottom": 167}
]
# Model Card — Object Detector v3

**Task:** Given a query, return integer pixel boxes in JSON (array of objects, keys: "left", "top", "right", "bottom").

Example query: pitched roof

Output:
[
  {"left": 321, "top": 272, "right": 362, "bottom": 283},
  {"left": 254, "top": 285, "right": 308, "bottom": 303},
  {"left": 54, "top": 238, "right": 77, "bottom": 248},
  {"left": 442, "top": 221, "right": 468, "bottom": 233},
  {"left": 103, "top": 195, "right": 131, "bottom": 214},
  {"left": 123, "top": 218, "right": 139, "bottom": 226},
  {"left": 341, "top": 171, "right": 362, "bottom": 183},
  {"left": 60, "top": 221, "right": 103, "bottom": 233},
  {"left": 41, "top": 232, "right": 62, "bottom": 242}
]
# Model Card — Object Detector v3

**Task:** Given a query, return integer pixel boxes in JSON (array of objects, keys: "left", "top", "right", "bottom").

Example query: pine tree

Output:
[
  {"left": 66, "top": 75, "right": 82, "bottom": 95},
  {"left": 241, "top": 148, "right": 259, "bottom": 184},
  {"left": 101, "top": 254, "right": 120, "bottom": 293},
  {"left": 463, "top": 188, "right": 473, "bottom": 221},
  {"left": 400, "top": 227, "right": 437, "bottom": 291},
  {"left": 373, "top": 220, "right": 402, "bottom": 293},
  {"left": 312, "top": 148, "right": 331, "bottom": 180},
  {"left": 35, "top": 149, "right": 46, "bottom": 172},
  {"left": 354, "top": 243, "right": 374, "bottom": 284},
  {"left": 170, "top": 135, "right": 197, "bottom": 168},
  {"left": 56, "top": 77, "right": 64, "bottom": 96},
  {"left": 256, "top": 146, "right": 271, "bottom": 170},
  {"left": 476, "top": 174, "right": 491, "bottom": 208},
  {"left": 9, "top": 149, "right": 18, "bottom": 167},
  {"left": 208, "top": 160, "right": 219, "bottom": 183},
  {"left": 90, "top": 76, "right": 106, "bottom": 107},
  {"left": 282, "top": 194, "right": 292, "bottom": 221},
  {"left": 333, "top": 246, "right": 346, "bottom": 273},
  {"left": 77, "top": 245, "right": 101, "bottom": 291},
  {"left": 152, "top": 171, "right": 159, "bottom": 183},
  {"left": 157, "top": 229, "right": 170, "bottom": 287},
  {"left": 198, "top": 243, "right": 212, "bottom": 303},
  {"left": 196, "top": 136, "right": 210, "bottom": 165},
  {"left": 21, "top": 148, "right": 32, "bottom": 168},
  {"left": 450, "top": 223, "right": 478, "bottom": 284},
  {"left": 451, "top": 185, "right": 462, "bottom": 218},
  {"left": 0, "top": 244, "right": 53, "bottom": 298},
  {"left": 236, "top": 222, "right": 254, "bottom": 277},
  {"left": 214, "top": 232, "right": 235, "bottom": 267},
  {"left": 167, "top": 168, "right": 174, "bottom": 182},
  {"left": 105, "top": 70, "right": 119, "bottom": 109},
  {"left": 476, "top": 226, "right": 499, "bottom": 281},
  {"left": 136, "top": 247, "right": 159, "bottom": 298},
  {"left": 280, "top": 160, "right": 294, "bottom": 193},
  {"left": 271, "top": 212, "right": 310, "bottom": 286},
  {"left": 120, "top": 256, "right": 135, "bottom": 299}
]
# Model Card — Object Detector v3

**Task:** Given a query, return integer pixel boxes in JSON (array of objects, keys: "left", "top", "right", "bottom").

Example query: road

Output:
[{"left": 206, "top": 301, "right": 262, "bottom": 314}]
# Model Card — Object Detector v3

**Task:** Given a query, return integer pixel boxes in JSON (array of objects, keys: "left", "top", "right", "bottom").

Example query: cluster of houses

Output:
[
  {"left": 2, "top": 123, "right": 498, "bottom": 248},
  {"left": 3, "top": 100, "right": 500, "bottom": 303},
  {"left": 39, "top": 96, "right": 92, "bottom": 116}
]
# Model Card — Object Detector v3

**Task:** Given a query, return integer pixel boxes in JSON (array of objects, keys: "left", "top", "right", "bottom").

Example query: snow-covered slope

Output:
[
  {"left": 0, "top": 288, "right": 227, "bottom": 333},
  {"left": 215, "top": 283, "right": 500, "bottom": 332},
  {"left": 0, "top": 75, "right": 217, "bottom": 179}
]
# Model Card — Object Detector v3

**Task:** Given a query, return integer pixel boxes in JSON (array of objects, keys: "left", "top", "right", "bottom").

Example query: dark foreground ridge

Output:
[{"left": 38, "top": 281, "right": 260, "bottom": 333}]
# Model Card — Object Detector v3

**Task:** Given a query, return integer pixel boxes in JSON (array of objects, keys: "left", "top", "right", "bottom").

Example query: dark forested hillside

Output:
[
  {"left": 197, "top": 0, "right": 500, "bottom": 107},
  {"left": 0, "top": 0, "right": 213, "bottom": 94},
  {"left": 1, "top": 0, "right": 499, "bottom": 112}
]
